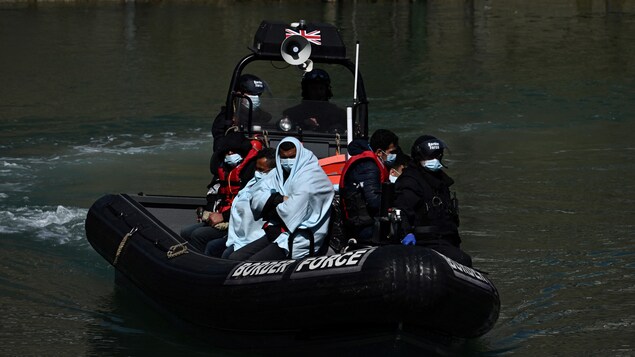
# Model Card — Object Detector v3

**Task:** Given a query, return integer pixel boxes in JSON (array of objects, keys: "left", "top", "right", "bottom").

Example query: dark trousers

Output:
[
  {"left": 180, "top": 222, "right": 227, "bottom": 252},
  {"left": 204, "top": 236, "right": 229, "bottom": 257},
  {"left": 228, "top": 237, "right": 287, "bottom": 261}
]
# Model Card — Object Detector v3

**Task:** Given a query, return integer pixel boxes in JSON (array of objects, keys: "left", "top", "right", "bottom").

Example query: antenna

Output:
[{"left": 353, "top": 41, "right": 360, "bottom": 102}]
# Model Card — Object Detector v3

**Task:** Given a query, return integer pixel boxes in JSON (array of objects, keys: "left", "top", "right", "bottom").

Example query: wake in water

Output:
[
  {"left": 0, "top": 130, "right": 213, "bottom": 250},
  {"left": 0, "top": 205, "right": 88, "bottom": 245},
  {"left": 72, "top": 130, "right": 211, "bottom": 156}
]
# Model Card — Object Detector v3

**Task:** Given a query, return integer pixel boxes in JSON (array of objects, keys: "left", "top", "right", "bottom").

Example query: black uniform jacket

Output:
[{"left": 393, "top": 163, "right": 460, "bottom": 243}]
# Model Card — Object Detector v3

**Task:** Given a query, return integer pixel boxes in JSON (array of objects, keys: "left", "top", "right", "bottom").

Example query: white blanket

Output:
[
  {"left": 251, "top": 137, "right": 334, "bottom": 259},
  {"left": 226, "top": 170, "right": 275, "bottom": 251}
]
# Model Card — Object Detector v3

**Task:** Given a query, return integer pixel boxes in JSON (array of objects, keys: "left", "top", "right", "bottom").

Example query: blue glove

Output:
[{"left": 401, "top": 233, "right": 416, "bottom": 246}]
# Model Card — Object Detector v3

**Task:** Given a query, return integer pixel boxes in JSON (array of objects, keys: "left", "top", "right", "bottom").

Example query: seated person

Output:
[
  {"left": 388, "top": 147, "right": 410, "bottom": 183},
  {"left": 393, "top": 135, "right": 472, "bottom": 267},
  {"left": 204, "top": 147, "right": 277, "bottom": 258},
  {"left": 181, "top": 132, "right": 260, "bottom": 252},
  {"left": 339, "top": 129, "right": 399, "bottom": 242},
  {"left": 228, "top": 137, "right": 334, "bottom": 261},
  {"left": 282, "top": 69, "right": 346, "bottom": 133},
  {"left": 212, "top": 74, "right": 272, "bottom": 151}
]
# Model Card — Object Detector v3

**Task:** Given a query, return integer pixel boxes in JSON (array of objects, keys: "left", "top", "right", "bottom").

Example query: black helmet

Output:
[
  {"left": 411, "top": 135, "right": 447, "bottom": 161},
  {"left": 237, "top": 74, "right": 265, "bottom": 95},
  {"left": 302, "top": 68, "right": 330, "bottom": 84},
  {"left": 301, "top": 69, "right": 333, "bottom": 100}
]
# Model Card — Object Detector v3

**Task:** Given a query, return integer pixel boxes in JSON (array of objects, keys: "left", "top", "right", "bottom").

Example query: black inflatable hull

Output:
[{"left": 85, "top": 194, "right": 500, "bottom": 340}]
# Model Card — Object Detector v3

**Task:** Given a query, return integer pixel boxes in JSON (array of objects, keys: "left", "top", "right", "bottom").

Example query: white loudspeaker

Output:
[{"left": 280, "top": 35, "right": 312, "bottom": 65}]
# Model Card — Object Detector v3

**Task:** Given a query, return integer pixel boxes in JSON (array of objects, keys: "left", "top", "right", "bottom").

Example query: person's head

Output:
[
  {"left": 224, "top": 150, "right": 243, "bottom": 167},
  {"left": 253, "top": 147, "right": 276, "bottom": 180},
  {"left": 301, "top": 69, "right": 333, "bottom": 101},
  {"left": 255, "top": 147, "right": 276, "bottom": 173},
  {"left": 278, "top": 141, "right": 297, "bottom": 172},
  {"left": 237, "top": 74, "right": 265, "bottom": 109},
  {"left": 411, "top": 135, "right": 447, "bottom": 172},
  {"left": 218, "top": 132, "right": 253, "bottom": 167},
  {"left": 388, "top": 148, "right": 410, "bottom": 183},
  {"left": 369, "top": 129, "right": 399, "bottom": 165}
]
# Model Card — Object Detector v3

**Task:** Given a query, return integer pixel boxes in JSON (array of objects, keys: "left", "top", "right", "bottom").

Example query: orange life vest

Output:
[
  {"left": 215, "top": 145, "right": 259, "bottom": 212},
  {"left": 339, "top": 150, "right": 389, "bottom": 219}
]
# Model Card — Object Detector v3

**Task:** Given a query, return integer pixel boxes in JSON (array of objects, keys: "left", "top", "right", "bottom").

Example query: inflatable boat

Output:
[
  {"left": 85, "top": 20, "right": 500, "bottom": 344},
  {"left": 86, "top": 193, "right": 499, "bottom": 340}
]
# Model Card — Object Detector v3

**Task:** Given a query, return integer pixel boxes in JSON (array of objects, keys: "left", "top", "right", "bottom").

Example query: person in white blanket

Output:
[{"left": 228, "top": 137, "right": 334, "bottom": 261}]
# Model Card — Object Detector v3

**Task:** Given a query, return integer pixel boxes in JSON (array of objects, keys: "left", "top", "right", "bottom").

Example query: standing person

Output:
[
  {"left": 181, "top": 132, "right": 260, "bottom": 252},
  {"left": 393, "top": 135, "right": 472, "bottom": 267},
  {"left": 228, "top": 137, "right": 334, "bottom": 261},
  {"left": 282, "top": 69, "right": 346, "bottom": 133},
  {"left": 212, "top": 74, "right": 272, "bottom": 151},
  {"left": 339, "top": 129, "right": 399, "bottom": 242}
]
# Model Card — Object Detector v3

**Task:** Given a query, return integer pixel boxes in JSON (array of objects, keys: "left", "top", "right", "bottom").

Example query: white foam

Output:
[
  {"left": 3, "top": 161, "right": 23, "bottom": 168},
  {"left": 0, "top": 205, "right": 88, "bottom": 245},
  {"left": 72, "top": 131, "right": 210, "bottom": 156},
  {"left": 1, "top": 160, "right": 31, "bottom": 172}
]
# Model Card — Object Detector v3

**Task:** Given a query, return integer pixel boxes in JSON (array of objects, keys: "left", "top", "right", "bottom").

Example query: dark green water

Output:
[{"left": 1, "top": 1, "right": 634, "bottom": 355}]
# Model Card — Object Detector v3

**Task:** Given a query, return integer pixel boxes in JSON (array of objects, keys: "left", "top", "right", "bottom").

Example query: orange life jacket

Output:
[
  {"left": 339, "top": 150, "right": 389, "bottom": 219},
  {"left": 216, "top": 145, "right": 259, "bottom": 212}
]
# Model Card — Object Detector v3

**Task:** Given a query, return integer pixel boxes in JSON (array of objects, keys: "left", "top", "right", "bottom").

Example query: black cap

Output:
[
  {"left": 301, "top": 69, "right": 332, "bottom": 100},
  {"left": 237, "top": 74, "right": 265, "bottom": 95},
  {"left": 411, "top": 135, "right": 447, "bottom": 161},
  {"left": 302, "top": 69, "right": 330, "bottom": 84}
]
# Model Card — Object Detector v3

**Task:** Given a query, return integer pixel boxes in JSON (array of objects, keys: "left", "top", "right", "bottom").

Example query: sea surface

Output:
[{"left": 1, "top": 1, "right": 634, "bottom": 356}]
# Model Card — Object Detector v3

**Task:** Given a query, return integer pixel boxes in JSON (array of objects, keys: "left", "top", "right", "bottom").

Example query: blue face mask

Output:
[
  {"left": 224, "top": 153, "right": 243, "bottom": 167},
  {"left": 385, "top": 153, "right": 396, "bottom": 165},
  {"left": 254, "top": 171, "right": 265, "bottom": 181},
  {"left": 255, "top": 169, "right": 274, "bottom": 182},
  {"left": 242, "top": 94, "right": 260, "bottom": 109},
  {"left": 381, "top": 150, "right": 396, "bottom": 165},
  {"left": 421, "top": 159, "right": 443, "bottom": 172},
  {"left": 280, "top": 158, "right": 295, "bottom": 172},
  {"left": 388, "top": 168, "right": 402, "bottom": 183}
]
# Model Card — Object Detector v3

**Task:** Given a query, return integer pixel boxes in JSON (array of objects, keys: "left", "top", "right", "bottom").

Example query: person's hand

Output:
[
  {"left": 208, "top": 212, "right": 224, "bottom": 225},
  {"left": 401, "top": 233, "right": 416, "bottom": 246},
  {"left": 283, "top": 196, "right": 289, "bottom": 201},
  {"left": 304, "top": 117, "right": 319, "bottom": 129}
]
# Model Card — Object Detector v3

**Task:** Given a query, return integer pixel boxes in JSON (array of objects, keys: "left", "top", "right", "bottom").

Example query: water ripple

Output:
[{"left": 0, "top": 205, "right": 88, "bottom": 245}]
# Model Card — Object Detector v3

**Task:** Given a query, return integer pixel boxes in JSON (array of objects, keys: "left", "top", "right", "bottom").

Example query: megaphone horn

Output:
[{"left": 281, "top": 35, "right": 312, "bottom": 66}]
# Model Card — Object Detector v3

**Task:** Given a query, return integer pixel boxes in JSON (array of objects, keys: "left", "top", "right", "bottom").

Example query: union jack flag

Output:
[{"left": 285, "top": 28, "right": 322, "bottom": 46}]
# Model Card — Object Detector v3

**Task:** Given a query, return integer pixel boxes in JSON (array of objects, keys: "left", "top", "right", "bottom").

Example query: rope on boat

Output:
[
  {"left": 113, "top": 226, "right": 138, "bottom": 265},
  {"left": 167, "top": 242, "right": 189, "bottom": 259},
  {"left": 262, "top": 130, "right": 270, "bottom": 147}
]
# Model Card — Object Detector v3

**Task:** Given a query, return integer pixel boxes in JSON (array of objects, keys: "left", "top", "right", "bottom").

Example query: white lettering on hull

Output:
[
  {"left": 436, "top": 252, "right": 495, "bottom": 291},
  {"left": 224, "top": 248, "right": 375, "bottom": 284},
  {"left": 291, "top": 248, "right": 373, "bottom": 279},
  {"left": 224, "top": 260, "right": 295, "bottom": 285}
]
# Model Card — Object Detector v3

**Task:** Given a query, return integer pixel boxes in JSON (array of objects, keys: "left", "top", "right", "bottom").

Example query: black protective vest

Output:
[{"left": 398, "top": 166, "right": 460, "bottom": 240}]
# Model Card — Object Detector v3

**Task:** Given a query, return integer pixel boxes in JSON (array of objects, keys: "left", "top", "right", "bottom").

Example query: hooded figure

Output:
[
  {"left": 225, "top": 168, "right": 275, "bottom": 253},
  {"left": 246, "top": 137, "right": 334, "bottom": 260},
  {"left": 181, "top": 132, "right": 260, "bottom": 254}
]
